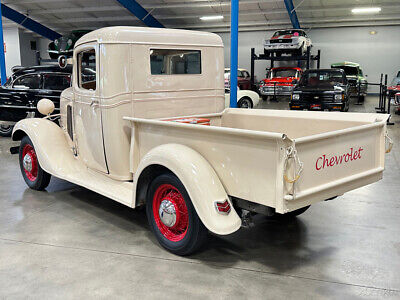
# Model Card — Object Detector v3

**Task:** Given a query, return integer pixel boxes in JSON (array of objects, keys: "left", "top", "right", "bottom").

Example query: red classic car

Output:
[
  {"left": 388, "top": 77, "right": 400, "bottom": 101},
  {"left": 224, "top": 68, "right": 252, "bottom": 90},
  {"left": 259, "top": 67, "right": 302, "bottom": 100}
]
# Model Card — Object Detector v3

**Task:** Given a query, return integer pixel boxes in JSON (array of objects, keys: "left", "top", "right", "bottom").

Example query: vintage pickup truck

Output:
[{"left": 12, "top": 27, "right": 392, "bottom": 256}]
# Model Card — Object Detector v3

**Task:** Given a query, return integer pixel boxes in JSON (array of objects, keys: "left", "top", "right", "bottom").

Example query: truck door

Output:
[{"left": 73, "top": 44, "right": 108, "bottom": 174}]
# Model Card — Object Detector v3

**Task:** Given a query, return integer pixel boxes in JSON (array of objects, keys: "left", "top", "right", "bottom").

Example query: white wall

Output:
[
  {"left": 3, "top": 27, "right": 21, "bottom": 77},
  {"left": 37, "top": 37, "right": 51, "bottom": 60},
  {"left": 18, "top": 29, "right": 39, "bottom": 67},
  {"left": 217, "top": 25, "right": 400, "bottom": 93}
]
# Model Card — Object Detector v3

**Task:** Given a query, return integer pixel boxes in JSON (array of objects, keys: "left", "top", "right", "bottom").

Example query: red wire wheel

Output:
[
  {"left": 152, "top": 183, "right": 189, "bottom": 242},
  {"left": 21, "top": 144, "right": 38, "bottom": 182}
]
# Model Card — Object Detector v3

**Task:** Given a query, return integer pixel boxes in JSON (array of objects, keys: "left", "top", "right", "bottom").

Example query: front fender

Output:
[
  {"left": 12, "top": 118, "right": 70, "bottom": 176},
  {"left": 134, "top": 144, "right": 241, "bottom": 235}
]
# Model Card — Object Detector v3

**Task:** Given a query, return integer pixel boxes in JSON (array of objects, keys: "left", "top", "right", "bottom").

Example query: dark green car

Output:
[
  {"left": 48, "top": 30, "right": 92, "bottom": 59},
  {"left": 331, "top": 62, "right": 368, "bottom": 101}
]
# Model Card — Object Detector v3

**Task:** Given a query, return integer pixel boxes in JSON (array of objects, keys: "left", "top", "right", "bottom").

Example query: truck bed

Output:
[{"left": 125, "top": 109, "right": 390, "bottom": 213}]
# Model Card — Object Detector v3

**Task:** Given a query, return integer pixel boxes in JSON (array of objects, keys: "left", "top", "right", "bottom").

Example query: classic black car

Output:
[
  {"left": 0, "top": 65, "right": 72, "bottom": 136},
  {"left": 289, "top": 69, "right": 350, "bottom": 112}
]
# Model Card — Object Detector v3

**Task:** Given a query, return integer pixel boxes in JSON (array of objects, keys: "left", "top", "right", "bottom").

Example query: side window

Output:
[
  {"left": 244, "top": 71, "right": 250, "bottom": 78},
  {"left": 13, "top": 75, "right": 41, "bottom": 89},
  {"left": 43, "top": 74, "right": 71, "bottom": 91},
  {"left": 150, "top": 49, "right": 201, "bottom": 75},
  {"left": 359, "top": 69, "right": 363, "bottom": 77},
  {"left": 78, "top": 49, "right": 96, "bottom": 90}
]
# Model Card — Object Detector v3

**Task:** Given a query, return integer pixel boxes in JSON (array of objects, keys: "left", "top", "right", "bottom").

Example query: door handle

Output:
[{"left": 90, "top": 100, "right": 99, "bottom": 107}]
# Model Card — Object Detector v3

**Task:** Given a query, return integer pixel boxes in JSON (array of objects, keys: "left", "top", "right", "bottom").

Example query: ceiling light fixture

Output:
[
  {"left": 200, "top": 15, "right": 224, "bottom": 21},
  {"left": 351, "top": 7, "right": 381, "bottom": 14}
]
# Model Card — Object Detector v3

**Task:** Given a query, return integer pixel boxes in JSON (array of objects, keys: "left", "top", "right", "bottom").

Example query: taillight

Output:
[{"left": 215, "top": 200, "right": 231, "bottom": 214}]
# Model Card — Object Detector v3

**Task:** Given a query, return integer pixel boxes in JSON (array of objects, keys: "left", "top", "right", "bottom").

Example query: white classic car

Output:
[
  {"left": 12, "top": 27, "right": 391, "bottom": 256},
  {"left": 225, "top": 87, "right": 260, "bottom": 108},
  {"left": 264, "top": 29, "right": 312, "bottom": 56}
]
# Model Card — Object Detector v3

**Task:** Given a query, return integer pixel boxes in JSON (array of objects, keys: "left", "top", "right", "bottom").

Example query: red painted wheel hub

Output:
[
  {"left": 22, "top": 144, "right": 38, "bottom": 182},
  {"left": 153, "top": 184, "right": 189, "bottom": 242}
]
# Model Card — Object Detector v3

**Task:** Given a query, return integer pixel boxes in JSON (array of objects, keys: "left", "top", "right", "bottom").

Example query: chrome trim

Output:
[
  {"left": 0, "top": 105, "right": 33, "bottom": 109},
  {"left": 23, "top": 154, "right": 33, "bottom": 172},
  {"left": 26, "top": 111, "right": 35, "bottom": 118},
  {"left": 0, "top": 121, "right": 16, "bottom": 126},
  {"left": 214, "top": 199, "right": 231, "bottom": 215},
  {"left": 159, "top": 199, "right": 177, "bottom": 227}
]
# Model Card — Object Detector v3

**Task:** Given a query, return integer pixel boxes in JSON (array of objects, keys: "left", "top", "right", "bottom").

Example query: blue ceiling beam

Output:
[
  {"left": 115, "top": 0, "right": 164, "bottom": 28},
  {"left": 0, "top": 5, "right": 7, "bottom": 84},
  {"left": 229, "top": 0, "right": 238, "bottom": 108},
  {"left": 283, "top": 0, "right": 301, "bottom": 29},
  {"left": 1, "top": 4, "right": 62, "bottom": 40}
]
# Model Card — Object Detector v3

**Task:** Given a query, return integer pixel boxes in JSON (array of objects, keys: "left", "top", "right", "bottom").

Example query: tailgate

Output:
[{"left": 280, "top": 120, "right": 390, "bottom": 213}]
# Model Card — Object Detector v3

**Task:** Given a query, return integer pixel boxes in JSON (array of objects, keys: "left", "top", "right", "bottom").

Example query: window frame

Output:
[
  {"left": 76, "top": 47, "right": 97, "bottom": 92},
  {"left": 150, "top": 48, "right": 202, "bottom": 76},
  {"left": 12, "top": 74, "right": 42, "bottom": 90},
  {"left": 42, "top": 72, "right": 72, "bottom": 91}
]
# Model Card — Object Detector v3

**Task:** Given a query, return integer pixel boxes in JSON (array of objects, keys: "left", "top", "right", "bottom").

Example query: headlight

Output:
[
  {"left": 334, "top": 94, "right": 343, "bottom": 101},
  {"left": 67, "top": 39, "right": 73, "bottom": 46},
  {"left": 54, "top": 39, "right": 59, "bottom": 46},
  {"left": 292, "top": 94, "right": 300, "bottom": 100}
]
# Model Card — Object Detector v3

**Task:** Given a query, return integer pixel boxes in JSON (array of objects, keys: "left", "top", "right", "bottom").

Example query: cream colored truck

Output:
[{"left": 12, "top": 27, "right": 392, "bottom": 255}]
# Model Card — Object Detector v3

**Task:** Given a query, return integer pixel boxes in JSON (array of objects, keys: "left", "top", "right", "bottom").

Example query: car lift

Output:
[{"left": 250, "top": 46, "right": 321, "bottom": 87}]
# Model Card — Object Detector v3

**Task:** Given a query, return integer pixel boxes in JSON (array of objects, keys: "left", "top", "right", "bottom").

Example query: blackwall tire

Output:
[
  {"left": 146, "top": 173, "right": 208, "bottom": 256},
  {"left": 238, "top": 97, "right": 253, "bottom": 109},
  {"left": 19, "top": 136, "right": 51, "bottom": 190},
  {"left": 0, "top": 125, "right": 13, "bottom": 137}
]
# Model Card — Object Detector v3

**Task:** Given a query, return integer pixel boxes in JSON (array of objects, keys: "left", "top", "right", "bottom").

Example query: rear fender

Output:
[
  {"left": 133, "top": 144, "right": 241, "bottom": 235},
  {"left": 12, "top": 118, "right": 70, "bottom": 175}
]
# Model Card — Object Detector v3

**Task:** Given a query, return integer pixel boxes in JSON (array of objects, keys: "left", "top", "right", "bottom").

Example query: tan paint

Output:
[{"left": 12, "top": 27, "right": 391, "bottom": 235}]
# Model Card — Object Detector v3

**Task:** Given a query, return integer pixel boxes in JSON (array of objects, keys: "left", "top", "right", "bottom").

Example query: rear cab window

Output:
[{"left": 150, "top": 49, "right": 201, "bottom": 75}]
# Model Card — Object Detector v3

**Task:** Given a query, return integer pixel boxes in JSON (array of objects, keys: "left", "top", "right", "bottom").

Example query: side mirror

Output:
[
  {"left": 292, "top": 79, "right": 298, "bottom": 84},
  {"left": 37, "top": 98, "right": 55, "bottom": 115}
]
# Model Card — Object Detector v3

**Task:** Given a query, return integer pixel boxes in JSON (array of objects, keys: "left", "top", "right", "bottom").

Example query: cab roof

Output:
[
  {"left": 271, "top": 67, "right": 302, "bottom": 71},
  {"left": 304, "top": 68, "right": 345, "bottom": 74},
  {"left": 76, "top": 26, "right": 223, "bottom": 48},
  {"left": 331, "top": 62, "right": 360, "bottom": 67}
]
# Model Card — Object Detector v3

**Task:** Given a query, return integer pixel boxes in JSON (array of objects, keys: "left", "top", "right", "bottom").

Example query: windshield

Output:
[
  {"left": 332, "top": 66, "right": 358, "bottom": 76},
  {"left": 391, "top": 78, "right": 400, "bottom": 86},
  {"left": 270, "top": 69, "right": 298, "bottom": 78},
  {"left": 4, "top": 76, "right": 14, "bottom": 87},
  {"left": 224, "top": 70, "right": 245, "bottom": 77},
  {"left": 300, "top": 70, "right": 345, "bottom": 86},
  {"left": 273, "top": 30, "right": 304, "bottom": 37}
]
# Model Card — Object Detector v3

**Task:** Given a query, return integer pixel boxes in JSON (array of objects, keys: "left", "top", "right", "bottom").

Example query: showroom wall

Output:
[
  {"left": 18, "top": 29, "right": 39, "bottom": 67},
  {"left": 3, "top": 27, "right": 21, "bottom": 77},
  {"left": 217, "top": 25, "right": 400, "bottom": 93}
]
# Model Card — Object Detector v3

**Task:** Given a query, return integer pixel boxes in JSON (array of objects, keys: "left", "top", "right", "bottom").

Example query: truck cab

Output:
[{"left": 60, "top": 27, "right": 224, "bottom": 180}]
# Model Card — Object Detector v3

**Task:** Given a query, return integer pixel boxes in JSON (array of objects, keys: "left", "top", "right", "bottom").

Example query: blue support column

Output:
[
  {"left": 0, "top": 4, "right": 7, "bottom": 85},
  {"left": 1, "top": 4, "right": 61, "bottom": 40},
  {"left": 116, "top": 0, "right": 164, "bottom": 28},
  {"left": 229, "top": 0, "right": 238, "bottom": 108},
  {"left": 283, "top": 0, "right": 301, "bottom": 29}
]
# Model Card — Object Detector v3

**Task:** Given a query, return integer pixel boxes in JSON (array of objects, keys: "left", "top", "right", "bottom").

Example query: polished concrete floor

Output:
[{"left": 0, "top": 96, "right": 399, "bottom": 299}]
